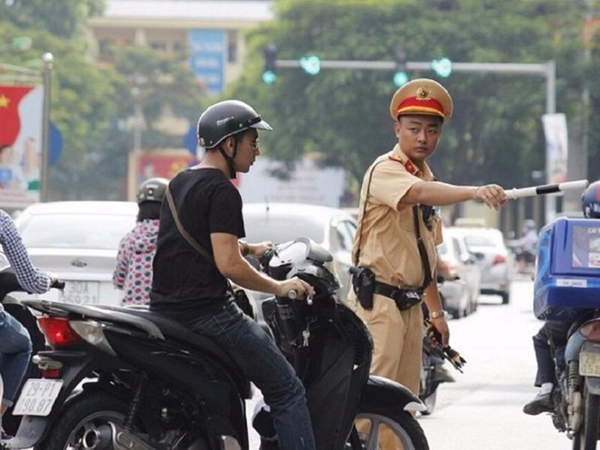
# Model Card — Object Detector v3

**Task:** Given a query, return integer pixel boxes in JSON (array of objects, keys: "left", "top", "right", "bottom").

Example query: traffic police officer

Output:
[{"left": 349, "top": 78, "right": 507, "bottom": 448}]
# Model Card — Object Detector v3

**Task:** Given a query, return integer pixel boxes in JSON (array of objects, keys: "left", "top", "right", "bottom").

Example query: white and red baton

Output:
[{"left": 505, "top": 179, "right": 589, "bottom": 200}]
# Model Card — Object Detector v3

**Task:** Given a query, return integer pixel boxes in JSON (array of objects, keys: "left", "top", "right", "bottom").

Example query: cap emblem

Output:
[{"left": 416, "top": 87, "right": 430, "bottom": 100}]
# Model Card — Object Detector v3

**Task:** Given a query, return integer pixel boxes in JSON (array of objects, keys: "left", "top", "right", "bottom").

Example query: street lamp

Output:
[{"left": 40, "top": 52, "right": 53, "bottom": 203}]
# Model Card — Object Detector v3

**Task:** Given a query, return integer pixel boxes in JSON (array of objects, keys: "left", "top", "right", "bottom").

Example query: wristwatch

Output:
[{"left": 429, "top": 309, "right": 448, "bottom": 319}]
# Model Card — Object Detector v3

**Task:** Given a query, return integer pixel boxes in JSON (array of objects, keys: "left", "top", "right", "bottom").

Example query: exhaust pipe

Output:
[
  {"left": 82, "top": 424, "right": 113, "bottom": 450},
  {"left": 81, "top": 422, "right": 156, "bottom": 450}
]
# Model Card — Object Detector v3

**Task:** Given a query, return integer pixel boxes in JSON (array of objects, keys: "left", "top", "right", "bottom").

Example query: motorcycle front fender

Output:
[{"left": 359, "top": 375, "right": 426, "bottom": 413}]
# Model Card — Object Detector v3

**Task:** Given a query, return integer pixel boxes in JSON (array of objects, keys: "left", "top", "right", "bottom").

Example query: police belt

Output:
[{"left": 374, "top": 281, "right": 423, "bottom": 311}]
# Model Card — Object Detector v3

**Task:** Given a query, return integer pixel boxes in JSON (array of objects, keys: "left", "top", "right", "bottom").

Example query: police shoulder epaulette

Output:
[{"left": 388, "top": 154, "right": 417, "bottom": 175}]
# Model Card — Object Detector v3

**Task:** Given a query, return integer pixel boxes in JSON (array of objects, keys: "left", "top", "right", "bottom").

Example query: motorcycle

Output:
[
  {"left": 533, "top": 215, "right": 600, "bottom": 450},
  {"left": 0, "top": 256, "right": 64, "bottom": 438},
  {"left": 10, "top": 237, "right": 430, "bottom": 449}
]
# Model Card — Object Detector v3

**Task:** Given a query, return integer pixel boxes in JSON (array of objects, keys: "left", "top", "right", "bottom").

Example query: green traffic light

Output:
[
  {"left": 262, "top": 70, "right": 277, "bottom": 85},
  {"left": 431, "top": 57, "right": 452, "bottom": 78},
  {"left": 299, "top": 55, "right": 321, "bottom": 76},
  {"left": 393, "top": 71, "right": 409, "bottom": 87}
]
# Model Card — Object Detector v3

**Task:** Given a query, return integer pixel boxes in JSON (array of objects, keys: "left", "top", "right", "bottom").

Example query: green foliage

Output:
[
  {"left": 1, "top": 0, "right": 206, "bottom": 200},
  {"left": 231, "top": 0, "right": 589, "bottom": 197}
]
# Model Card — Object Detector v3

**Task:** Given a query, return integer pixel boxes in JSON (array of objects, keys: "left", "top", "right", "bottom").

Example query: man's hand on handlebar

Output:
[
  {"left": 48, "top": 272, "right": 65, "bottom": 290},
  {"left": 277, "top": 277, "right": 315, "bottom": 301}
]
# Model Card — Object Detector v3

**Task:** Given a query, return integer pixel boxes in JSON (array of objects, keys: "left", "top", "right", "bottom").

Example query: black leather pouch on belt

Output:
[
  {"left": 349, "top": 266, "right": 376, "bottom": 310},
  {"left": 374, "top": 282, "right": 422, "bottom": 311}
]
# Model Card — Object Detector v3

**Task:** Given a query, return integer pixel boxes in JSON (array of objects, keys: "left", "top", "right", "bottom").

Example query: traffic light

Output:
[
  {"left": 299, "top": 55, "right": 321, "bottom": 76},
  {"left": 262, "top": 44, "right": 278, "bottom": 84},
  {"left": 393, "top": 45, "right": 409, "bottom": 87},
  {"left": 431, "top": 57, "right": 452, "bottom": 78}
]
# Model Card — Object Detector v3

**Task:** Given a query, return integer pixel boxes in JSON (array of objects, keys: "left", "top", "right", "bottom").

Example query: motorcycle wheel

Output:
[
  {"left": 573, "top": 387, "right": 600, "bottom": 450},
  {"left": 35, "top": 392, "right": 128, "bottom": 450},
  {"left": 353, "top": 405, "right": 429, "bottom": 450}
]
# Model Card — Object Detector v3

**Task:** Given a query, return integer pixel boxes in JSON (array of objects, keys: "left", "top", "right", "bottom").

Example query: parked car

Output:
[
  {"left": 450, "top": 226, "right": 513, "bottom": 304},
  {"left": 242, "top": 202, "right": 357, "bottom": 303},
  {"left": 14, "top": 201, "right": 138, "bottom": 306},
  {"left": 437, "top": 227, "right": 481, "bottom": 318}
]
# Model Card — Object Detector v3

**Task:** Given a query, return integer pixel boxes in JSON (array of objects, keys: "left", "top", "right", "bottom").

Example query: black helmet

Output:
[
  {"left": 582, "top": 181, "right": 600, "bottom": 218},
  {"left": 137, "top": 177, "right": 168, "bottom": 205},
  {"left": 196, "top": 100, "right": 272, "bottom": 149}
]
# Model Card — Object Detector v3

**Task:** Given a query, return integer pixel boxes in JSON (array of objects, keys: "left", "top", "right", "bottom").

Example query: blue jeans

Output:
[
  {"left": 187, "top": 301, "right": 316, "bottom": 450},
  {"left": 0, "top": 310, "right": 32, "bottom": 407}
]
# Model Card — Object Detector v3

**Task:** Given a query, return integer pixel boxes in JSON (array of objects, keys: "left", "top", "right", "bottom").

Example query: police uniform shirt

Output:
[{"left": 353, "top": 144, "right": 442, "bottom": 289}]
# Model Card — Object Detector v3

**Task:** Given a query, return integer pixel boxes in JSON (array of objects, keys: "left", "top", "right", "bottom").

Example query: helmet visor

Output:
[{"left": 247, "top": 115, "right": 273, "bottom": 131}]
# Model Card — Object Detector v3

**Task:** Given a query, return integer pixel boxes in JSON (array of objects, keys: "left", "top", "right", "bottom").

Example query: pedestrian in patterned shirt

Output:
[
  {"left": 113, "top": 178, "right": 168, "bottom": 306},
  {"left": 0, "top": 209, "right": 57, "bottom": 440}
]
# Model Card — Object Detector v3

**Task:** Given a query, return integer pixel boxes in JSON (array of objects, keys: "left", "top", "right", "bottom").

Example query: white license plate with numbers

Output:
[
  {"left": 62, "top": 281, "right": 99, "bottom": 304},
  {"left": 13, "top": 379, "right": 64, "bottom": 416}
]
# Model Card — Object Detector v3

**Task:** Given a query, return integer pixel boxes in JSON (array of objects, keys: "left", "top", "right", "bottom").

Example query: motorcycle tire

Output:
[
  {"left": 34, "top": 392, "right": 128, "bottom": 450},
  {"left": 573, "top": 386, "right": 600, "bottom": 450},
  {"left": 353, "top": 405, "right": 429, "bottom": 450}
]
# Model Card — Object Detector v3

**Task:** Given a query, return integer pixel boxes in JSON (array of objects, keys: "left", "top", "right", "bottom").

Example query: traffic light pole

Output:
[
  {"left": 275, "top": 58, "right": 557, "bottom": 221},
  {"left": 276, "top": 59, "right": 555, "bottom": 114}
]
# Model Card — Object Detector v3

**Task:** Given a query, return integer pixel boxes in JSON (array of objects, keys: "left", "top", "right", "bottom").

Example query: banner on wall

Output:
[
  {"left": 542, "top": 113, "right": 569, "bottom": 185},
  {"left": 0, "top": 85, "right": 44, "bottom": 208},
  {"left": 188, "top": 29, "right": 226, "bottom": 94}
]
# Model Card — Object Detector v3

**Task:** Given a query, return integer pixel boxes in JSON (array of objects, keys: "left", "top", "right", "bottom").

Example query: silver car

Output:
[
  {"left": 451, "top": 226, "right": 513, "bottom": 304},
  {"left": 242, "top": 202, "right": 357, "bottom": 301},
  {"left": 14, "top": 201, "right": 138, "bottom": 306},
  {"left": 437, "top": 228, "right": 481, "bottom": 318}
]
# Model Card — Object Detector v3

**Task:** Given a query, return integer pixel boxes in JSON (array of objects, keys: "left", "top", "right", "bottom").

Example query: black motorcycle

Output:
[{"left": 10, "top": 238, "right": 429, "bottom": 449}]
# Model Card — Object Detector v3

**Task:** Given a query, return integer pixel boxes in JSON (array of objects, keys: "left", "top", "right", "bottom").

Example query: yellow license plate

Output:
[{"left": 580, "top": 350, "right": 600, "bottom": 376}]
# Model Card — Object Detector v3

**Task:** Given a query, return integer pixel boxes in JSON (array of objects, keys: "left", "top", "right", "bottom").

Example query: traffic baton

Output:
[{"left": 505, "top": 179, "right": 589, "bottom": 200}]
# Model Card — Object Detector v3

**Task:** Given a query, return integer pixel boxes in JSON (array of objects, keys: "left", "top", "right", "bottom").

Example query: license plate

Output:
[
  {"left": 62, "top": 281, "right": 99, "bottom": 304},
  {"left": 13, "top": 379, "right": 63, "bottom": 416},
  {"left": 580, "top": 350, "right": 600, "bottom": 376}
]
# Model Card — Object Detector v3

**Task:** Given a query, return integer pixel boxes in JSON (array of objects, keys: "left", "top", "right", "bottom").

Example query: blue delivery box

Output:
[{"left": 534, "top": 217, "right": 600, "bottom": 321}]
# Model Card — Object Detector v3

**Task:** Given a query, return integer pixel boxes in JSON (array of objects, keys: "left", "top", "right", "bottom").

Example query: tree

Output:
[
  {"left": 0, "top": 0, "right": 207, "bottom": 200},
  {"left": 229, "top": 0, "right": 587, "bottom": 196}
]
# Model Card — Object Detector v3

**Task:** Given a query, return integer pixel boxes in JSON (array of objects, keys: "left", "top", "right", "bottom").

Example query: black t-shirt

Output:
[{"left": 149, "top": 168, "right": 245, "bottom": 317}]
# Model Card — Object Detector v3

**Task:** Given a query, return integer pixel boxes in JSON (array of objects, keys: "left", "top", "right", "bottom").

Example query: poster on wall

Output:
[
  {"left": 0, "top": 85, "right": 43, "bottom": 208},
  {"left": 542, "top": 113, "right": 568, "bottom": 185},
  {"left": 188, "top": 29, "right": 226, "bottom": 95}
]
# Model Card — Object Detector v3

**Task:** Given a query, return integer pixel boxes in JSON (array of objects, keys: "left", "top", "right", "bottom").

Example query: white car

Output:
[
  {"left": 242, "top": 202, "right": 357, "bottom": 301},
  {"left": 437, "top": 228, "right": 481, "bottom": 318},
  {"left": 14, "top": 201, "right": 138, "bottom": 306},
  {"left": 450, "top": 226, "right": 513, "bottom": 304}
]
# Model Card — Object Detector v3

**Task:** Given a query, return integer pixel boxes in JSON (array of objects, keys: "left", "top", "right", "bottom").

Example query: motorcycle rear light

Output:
[
  {"left": 492, "top": 254, "right": 507, "bottom": 265},
  {"left": 580, "top": 322, "right": 600, "bottom": 342},
  {"left": 40, "top": 368, "right": 61, "bottom": 379},
  {"left": 38, "top": 316, "right": 81, "bottom": 346}
]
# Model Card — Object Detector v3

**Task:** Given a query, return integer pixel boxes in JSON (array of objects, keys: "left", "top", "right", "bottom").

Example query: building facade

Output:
[{"left": 87, "top": 0, "right": 274, "bottom": 94}]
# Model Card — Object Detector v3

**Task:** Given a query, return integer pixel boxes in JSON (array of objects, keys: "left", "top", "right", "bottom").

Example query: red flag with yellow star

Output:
[{"left": 0, "top": 86, "right": 35, "bottom": 147}]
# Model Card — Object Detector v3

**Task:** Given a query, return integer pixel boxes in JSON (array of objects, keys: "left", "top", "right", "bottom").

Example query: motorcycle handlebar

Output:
[{"left": 51, "top": 279, "right": 66, "bottom": 290}]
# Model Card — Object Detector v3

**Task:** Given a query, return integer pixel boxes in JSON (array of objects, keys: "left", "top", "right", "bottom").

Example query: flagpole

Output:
[{"left": 40, "top": 52, "right": 53, "bottom": 203}]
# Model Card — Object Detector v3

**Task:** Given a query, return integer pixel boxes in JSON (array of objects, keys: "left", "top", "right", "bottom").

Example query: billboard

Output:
[
  {"left": 542, "top": 113, "right": 568, "bottom": 184},
  {"left": 188, "top": 29, "right": 226, "bottom": 95},
  {"left": 0, "top": 85, "right": 43, "bottom": 207}
]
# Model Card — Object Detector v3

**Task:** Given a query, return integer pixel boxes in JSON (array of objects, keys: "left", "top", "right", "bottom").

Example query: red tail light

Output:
[
  {"left": 41, "top": 368, "right": 62, "bottom": 379},
  {"left": 38, "top": 316, "right": 81, "bottom": 346},
  {"left": 493, "top": 254, "right": 507, "bottom": 265},
  {"left": 580, "top": 321, "right": 600, "bottom": 342}
]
